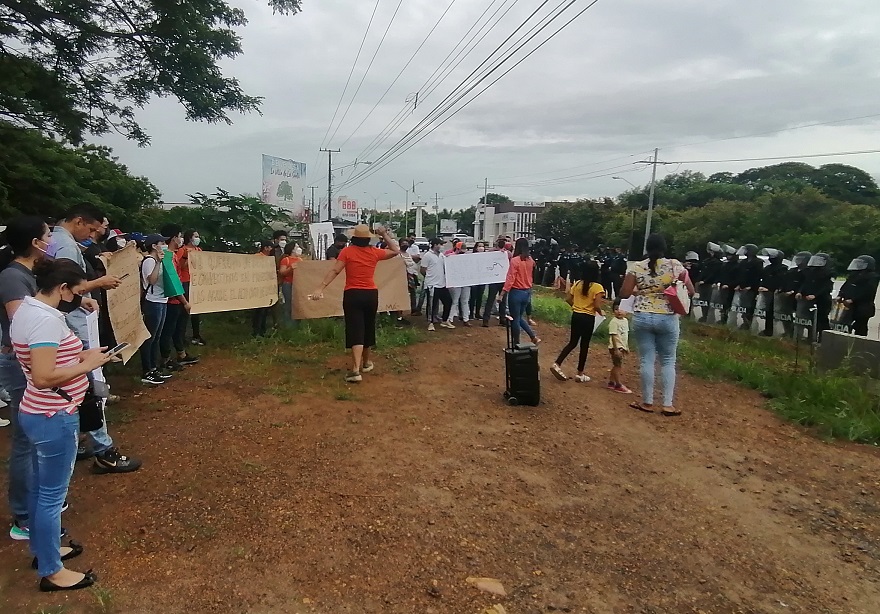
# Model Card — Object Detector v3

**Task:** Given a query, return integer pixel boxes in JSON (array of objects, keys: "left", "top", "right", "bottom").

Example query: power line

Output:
[
  {"left": 337, "top": 0, "right": 460, "bottom": 150},
  {"left": 642, "top": 149, "right": 880, "bottom": 165},
  {"left": 325, "top": 0, "right": 406, "bottom": 148},
  {"left": 340, "top": 0, "right": 603, "bottom": 190}
]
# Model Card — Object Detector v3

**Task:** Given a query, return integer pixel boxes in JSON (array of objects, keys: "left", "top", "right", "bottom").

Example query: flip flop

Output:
[
  {"left": 629, "top": 402, "right": 655, "bottom": 413},
  {"left": 661, "top": 407, "right": 682, "bottom": 417}
]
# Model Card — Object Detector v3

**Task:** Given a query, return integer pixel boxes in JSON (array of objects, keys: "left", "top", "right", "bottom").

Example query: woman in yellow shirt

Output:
[{"left": 550, "top": 260, "right": 605, "bottom": 382}]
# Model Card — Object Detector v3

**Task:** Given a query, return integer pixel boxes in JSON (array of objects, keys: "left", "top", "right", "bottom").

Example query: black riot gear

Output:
[
  {"left": 759, "top": 248, "right": 785, "bottom": 263},
  {"left": 847, "top": 255, "right": 876, "bottom": 272},
  {"left": 793, "top": 251, "right": 812, "bottom": 269},
  {"left": 838, "top": 256, "right": 880, "bottom": 336},
  {"left": 799, "top": 253, "right": 834, "bottom": 340},
  {"left": 706, "top": 242, "right": 723, "bottom": 256}
]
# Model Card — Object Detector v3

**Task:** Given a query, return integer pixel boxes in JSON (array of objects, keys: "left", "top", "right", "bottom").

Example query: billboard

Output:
[
  {"left": 261, "top": 154, "right": 306, "bottom": 220},
  {"left": 440, "top": 219, "right": 458, "bottom": 234},
  {"left": 336, "top": 196, "right": 359, "bottom": 223}
]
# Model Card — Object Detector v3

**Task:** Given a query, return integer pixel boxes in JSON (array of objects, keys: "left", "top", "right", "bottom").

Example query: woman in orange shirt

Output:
[
  {"left": 174, "top": 230, "right": 205, "bottom": 346},
  {"left": 278, "top": 242, "right": 302, "bottom": 326},
  {"left": 500, "top": 238, "right": 541, "bottom": 346},
  {"left": 309, "top": 225, "right": 400, "bottom": 382}
]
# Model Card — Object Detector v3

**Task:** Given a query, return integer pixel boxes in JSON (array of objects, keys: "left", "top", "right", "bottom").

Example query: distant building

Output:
[{"left": 474, "top": 201, "right": 544, "bottom": 243}]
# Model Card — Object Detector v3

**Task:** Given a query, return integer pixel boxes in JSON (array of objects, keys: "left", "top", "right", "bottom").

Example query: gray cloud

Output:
[{"left": 98, "top": 0, "right": 880, "bottom": 208}]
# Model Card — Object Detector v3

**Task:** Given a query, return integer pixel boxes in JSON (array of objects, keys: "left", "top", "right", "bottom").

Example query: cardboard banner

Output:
[
  {"left": 101, "top": 243, "right": 149, "bottom": 364},
  {"left": 188, "top": 251, "right": 278, "bottom": 315},
  {"left": 292, "top": 258, "right": 409, "bottom": 319},
  {"left": 444, "top": 251, "right": 510, "bottom": 288}
]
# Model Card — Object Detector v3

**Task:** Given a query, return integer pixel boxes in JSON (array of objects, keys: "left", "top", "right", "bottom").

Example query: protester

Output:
[
  {"left": 0, "top": 217, "right": 52, "bottom": 538},
  {"left": 500, "top": 238, "right": 540, "bottom": 346},
  {"left": 326, "top": 234, "right": 348, "bottom": 260},
  {"left": 140, "top": 234, "right": 171, "bottom": 385},
  {"left": 445, "top": 240, "right": 471, "bottom": 328},
  {"left": 49, "top": 203, "right": 140, "bottom": 474},
  {"left": 175, "top": 230, "right": 205, "bottom": 346},
  {"left": 157, "top": 226, "right": 199, "bottom": 372},
  {"left": 607, "top": 298, "right": 632, "bottom": 394},
  {"left": 252, "top": 240, "right": 275, "bottom": 337},
  {"left": 482, "top": 237, "right": 509, "bottom": 328},
  {"left": 11, "top": 258, "right": 108, "bottom": 591},
  {"left": 468, "top": 242, "right": 487, "bottom": 321},
  {"left": 550, "top": 260, "right": 604, "bottom": 382},
  {"left": 420, "top": 238, "right": 452, "bottom": 332},
  {"left": 309, "top": 225, "right": 399, "bottom": 382},
  {"left": 278, "top": 241, "right": 303, "bottom": 326},
  {"left": 620, "top": 233, "right": 693, "bottom": 416},
  {"left": 398, "top": 239, "right": 420, "bottom": 316}
]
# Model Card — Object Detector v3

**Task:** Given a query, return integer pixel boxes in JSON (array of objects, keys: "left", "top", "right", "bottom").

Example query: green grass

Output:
[
  {"left": 530, "top": 293, "right": 610, "bottom": 341},
  {"left": 679, "top": 323, "right": 880, "bottom": 444}
]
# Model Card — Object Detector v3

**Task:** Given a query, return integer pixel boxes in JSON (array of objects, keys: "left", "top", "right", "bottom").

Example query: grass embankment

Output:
[{"left": 531, "top": 288, "right": 880, "bottom": 444}]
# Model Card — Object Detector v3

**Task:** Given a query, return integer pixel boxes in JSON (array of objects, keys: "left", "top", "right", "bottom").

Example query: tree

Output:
[
  {"left": 455, "top": 206, "right": 476, "bottom": 234},
  {"left": 0, "top": 0, "right": 302, "bottom": 145},
  {"left": 811, "top": 164, "right": 880, "bottom": 206},
  {"left": 276, "top": 181, "right": 294, "bottom": 201},
  {"left": 478, "top": 192, "right": 512, "bottom": 205}
]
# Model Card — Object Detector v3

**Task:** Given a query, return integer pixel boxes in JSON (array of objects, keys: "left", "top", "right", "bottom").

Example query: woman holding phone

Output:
[
  {"left": 11, "top": 258, "right": 111, "bottom": 591},
  {"left": 309, "top": 225, "right": 400, "bottom": 382}
]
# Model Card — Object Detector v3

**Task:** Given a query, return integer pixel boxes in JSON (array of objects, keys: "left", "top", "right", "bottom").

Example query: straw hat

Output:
[{"left": 352, "top": 224, "right": 373, "bottom": 238}]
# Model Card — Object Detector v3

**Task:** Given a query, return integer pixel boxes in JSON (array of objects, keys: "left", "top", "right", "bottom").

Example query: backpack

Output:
[{"left": 139, "top": 256, "right": 157, "bottom": 301}]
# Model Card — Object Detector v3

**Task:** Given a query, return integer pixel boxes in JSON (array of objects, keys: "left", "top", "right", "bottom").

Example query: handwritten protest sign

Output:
[
  {"left": 444, "top": 251, "right": 510, "bottom": 288},
  {"left": 101, "top": 243, "right": 149, "bottom": 364},
  {"left": 292, "top": 258, "right": 409, "bottom": 319},
  {"left": 188, "top": 251, "right": 278, "bottom": 315}
]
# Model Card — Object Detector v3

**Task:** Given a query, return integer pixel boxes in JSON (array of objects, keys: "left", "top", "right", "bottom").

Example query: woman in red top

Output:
[
  {"left": 174, "top": 230, "right": 205, "bottom": 345},
  {"left": 310, "top": 225, "right": 399, "bottom": 382},
  {"left": 500, "top": 238, "right": 540, "bottom": 346},
  {"left": 278, "top": 242, "right": 302, "bottom": 326}
]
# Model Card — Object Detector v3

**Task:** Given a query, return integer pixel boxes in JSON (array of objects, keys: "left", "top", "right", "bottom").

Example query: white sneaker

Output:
[
  {"left": 362, "top": 362, "right": 375, "bottom": 373},
  {"left": 574, "top": 374, "right": 591, "bottom": 383},
  {"left": 428, "top": 323, "right": 436, "bottom": 331},
  {"left": 0, "top": 417, "right": 9, "bottom": 427},
  {"left": 440, "top": 322, "right": 456, "bottom": 329}
]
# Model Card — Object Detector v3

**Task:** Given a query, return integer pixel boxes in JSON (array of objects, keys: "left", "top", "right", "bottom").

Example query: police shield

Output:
[
  {"left": 774, "top": 291, "right": 795, "bottom": 338},
  {"left": 726, "top": 289, "right": 755, "bottom": 329},
  {"left": 795, "top": 297, "right": 816, "bottom": 342},
  {"left": 752, "top": 290, "right": 773, "bottom": 334},
  {"left": 829, "top": 302, "right": 853, "bottom": 333},
  {"left": 694, "top": 281, "right": 714, "bottom": 322}
]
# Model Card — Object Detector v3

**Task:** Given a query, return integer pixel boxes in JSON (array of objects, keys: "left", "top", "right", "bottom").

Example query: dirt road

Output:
[{"left": 1, "top": 320, "right": 879, "bottom": 613}]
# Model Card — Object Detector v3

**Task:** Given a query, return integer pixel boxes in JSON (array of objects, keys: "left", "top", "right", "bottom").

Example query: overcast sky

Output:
[{"left": 98, "top": 0, "right": 880, "bottom": 210}]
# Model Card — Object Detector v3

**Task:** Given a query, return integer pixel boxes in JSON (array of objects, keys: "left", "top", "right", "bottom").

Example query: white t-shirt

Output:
[
  {"left": 400, "top": 252, "right": 419, "bottom": 276},
  {"left": 141, "top": 256, "right": 168, "bottom": 303},
  {"left": 420, "top": 250, "right": 446, "bottom": 288},
  {"left": 406, "top": 244, "right": 422, "bottom": 261}
]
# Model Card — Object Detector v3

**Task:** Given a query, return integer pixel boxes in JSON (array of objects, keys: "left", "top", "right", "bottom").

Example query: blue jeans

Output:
[
  {"left": 65, "top": 319, "right": 112, "bottom": 454},
  {"left": 140, "top": 300, "right": 167, "bottom": 374},
  {"left": 632, "top": 312, "right": 680, "bottom": 406},
  {"left": 19, "top": 410, "right": 78, "bottom": 577},
  {"left": 0, "top": 353, "right": 29, "bottom": 523},
  {"left": 508, "top": 288, "right": 536, "bottom": 345}
]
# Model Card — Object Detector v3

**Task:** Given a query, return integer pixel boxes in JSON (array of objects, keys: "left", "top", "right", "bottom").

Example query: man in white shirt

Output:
[
  {"left": 399, "top": 239, "right": 421, "bottom": 315},
  {"left": 419, "top": 238, "right": 452, "bottom": 331}
]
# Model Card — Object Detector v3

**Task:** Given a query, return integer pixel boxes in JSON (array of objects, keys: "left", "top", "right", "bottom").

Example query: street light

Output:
[
  {"left": 392, "top": 180, "right": 424, "bottom": 236},
  {"left": 612, "top": 176, "right": 638, "bottom": 190},
  {"left": 363, "top": 191, "right": 386, "bottom": 225}
]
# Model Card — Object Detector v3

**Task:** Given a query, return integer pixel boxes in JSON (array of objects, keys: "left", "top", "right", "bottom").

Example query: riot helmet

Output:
[
  {"left": 759, "top": 248, "right": 785, "bottom": 263},
  {"left": 706, "top": 241, "right": 722, "bottom": 255},
  {"left": 685, "top": 251, "right": 700, "bottom": 262},
  {"left": 847, "top": 255, "right": 876, "bottom": 271},
  {"left": 740, "top": 243, "right": 758, "bottom": 257},
  {"left": 807, "top": 253, "right": 831, "bottom": 268},
  {"left": 793, "top": 251, "right": 812, "bottom": 269},
  {"left": 720, "top": 243, "right": 737, "bottom": 256}
]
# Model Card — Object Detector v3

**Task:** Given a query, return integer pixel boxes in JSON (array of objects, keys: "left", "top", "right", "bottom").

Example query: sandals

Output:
[
  {"left": 629, "top": 402, "right": 655, "bottom": 413},
  {"left": 32, "top": 540, "right": 84, "bottom": 569},
  {"left": 661, "top": 407, "right": 682, "bottom": 417}
]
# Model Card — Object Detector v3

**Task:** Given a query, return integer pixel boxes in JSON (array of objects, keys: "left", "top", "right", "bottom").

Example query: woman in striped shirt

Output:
[{"left": 10, "top": 259, "right": 110, "bottom": 592}]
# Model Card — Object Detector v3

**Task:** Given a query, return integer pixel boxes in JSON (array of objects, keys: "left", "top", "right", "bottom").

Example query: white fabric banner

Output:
[
  {"left": 309, "top": 222, "right": 335, "bottom": 260},
  {"left": 444, "top": 251, "right": 510, "bottom": 288}
]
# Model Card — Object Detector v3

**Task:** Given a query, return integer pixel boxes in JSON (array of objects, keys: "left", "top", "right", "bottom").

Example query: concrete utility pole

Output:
[
  {"left": 643, "top": 148, "right": 659, "bottom": 255},
  {"left": 476, "top": 178, "right": 496, "bottom": 241},
  {"left": 319, "top": 148, "right": 340, "bottom": 222},
  {"left": 434, "top": 193, "right": 441, "bottom": 237},
  {"left": 308, "top": 186, "right": 318, "bottom": 222}
]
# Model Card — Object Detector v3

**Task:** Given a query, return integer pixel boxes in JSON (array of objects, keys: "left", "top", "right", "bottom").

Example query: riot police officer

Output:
[
  {"left": 718, "top": 244, "right": 740, "bottom": 322},
  {"left": 838, "top": 255, "right": 880, "bottom": 336},
  {"left": 697, "top": 242, "right": 724, "bottom": 322},
  {"left": 797, "top": 252, "right": 834, "bottom": 341},
  {"left": 757, "top": 248, "right": 787, "bottom": 336},
  {"left": 735, "top": 243, "right": 763, "bottom": 329},
  {"left": 778, "top": 251, "right": 811, "bottom": 337}
]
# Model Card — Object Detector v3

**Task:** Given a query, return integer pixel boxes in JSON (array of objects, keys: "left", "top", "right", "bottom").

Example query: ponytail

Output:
[{"left": 645, "top": 233, "right": 667, "bottom": 276}]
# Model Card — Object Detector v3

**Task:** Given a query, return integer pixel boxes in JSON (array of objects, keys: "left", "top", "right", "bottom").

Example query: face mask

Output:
[
  {"left": 293, "top": 246, "right": 302, "bottom": 256},
  {"left": 161, "top": 245, "right": 170, "bottom": 252},
  {"left": 34, "top": 239, "right": 50, "bottom": 256},
  {"left": 476, "top": 246, "right": 485, "bottom": 253},
  {"left": 278, "top": 240, "right": 287, "bottom": 249},
  {"left": 79, "top": 238, "right": 93, "bottom": 248},
  {"left": 58, "top": 293, "right": 83, "bottom": 314},
  {"left": 192, "top": 237, "right": 201, "bottom": 247},
  {"left": 116, "top": 238, "right": 127, "bottom": 249}
]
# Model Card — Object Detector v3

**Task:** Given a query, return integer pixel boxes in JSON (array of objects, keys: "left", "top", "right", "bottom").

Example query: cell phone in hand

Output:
[{"left": 104, "top": 342, "right": 130, "bottom": 357}]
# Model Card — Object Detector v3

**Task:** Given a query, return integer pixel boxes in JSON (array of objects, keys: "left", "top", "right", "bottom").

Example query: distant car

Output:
[{"left": 413, "top": 236, "right": 430, "bottom": 252}]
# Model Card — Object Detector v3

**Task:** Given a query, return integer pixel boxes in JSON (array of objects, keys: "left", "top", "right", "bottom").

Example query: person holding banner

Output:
[
  {"left": 445, "top": 240, "right": 471, "bottom": 328},
  {"left": 309, "top": 225, "right": 400, "bottom": 383},
  {"left": 278, "top": 242, "right": 303, "bottom": 326}
]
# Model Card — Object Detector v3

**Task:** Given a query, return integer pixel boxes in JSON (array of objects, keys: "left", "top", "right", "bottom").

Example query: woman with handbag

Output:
[
  {"left": 620, "top": 234, "right": 694, "bottom": 416},
  {"left": 11, "top": 258, "right": 110, "bottom": 591}
]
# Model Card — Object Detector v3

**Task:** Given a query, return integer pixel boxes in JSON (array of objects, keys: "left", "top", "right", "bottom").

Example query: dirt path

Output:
[{"left": 1, "top": 319, "right": 880, "bottom": 613}]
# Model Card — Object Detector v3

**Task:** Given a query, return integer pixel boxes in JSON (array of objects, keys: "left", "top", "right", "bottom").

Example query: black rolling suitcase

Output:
[{"left": 503, "top": 321, "right": 540, "bottom": 406}]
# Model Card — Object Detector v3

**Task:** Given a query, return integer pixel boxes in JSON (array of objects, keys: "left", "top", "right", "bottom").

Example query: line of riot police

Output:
[{"left": 688, "top": 242, "right": 879, "bottom": 341}]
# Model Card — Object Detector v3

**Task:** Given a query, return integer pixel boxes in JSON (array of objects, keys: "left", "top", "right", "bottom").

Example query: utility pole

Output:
[
  {"left": 434, "top": 193, "right": 442, "bottom": 237},
  {"left": 643, "top": 148, "right": 659, "bottom": 255},
  {"left": 319, "top": 148, "right": 340, "bottom": 222},
  {"left": 308, "top": 186, "right": 317, "bottom": 222},
  {"left": 476, "top": 178, "right": 496, "bottom": 241}
]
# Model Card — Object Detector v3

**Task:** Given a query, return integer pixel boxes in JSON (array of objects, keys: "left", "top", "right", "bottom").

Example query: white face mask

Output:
[
  {"left": 192, "top": 237, "right": 201, "bottom": 247},
  {"left": 278, "top": 240, "right": 287, "bottom": 249},
  {"left": 293, "top": 246, "right": 303, "bottom": 256},
  {"left": 116, "top": 238, "right": 127, "bottom": 249}
]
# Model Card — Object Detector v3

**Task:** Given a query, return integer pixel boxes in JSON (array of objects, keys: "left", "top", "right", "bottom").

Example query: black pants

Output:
[
  {"left": 343, "top": 288, "right": 379, "bottom": 348},
  {"left": 426, "top": 287, "right": 452, "bottom": 323},
  {"left": 182, "top": 281, "right": 201, "bottom": 340},
  {"left": 555, "top": 312, "right": 596, "bottom": 372},
  {"left": 469, "top": 285, "right": 486, "bottom": 320},
  {"left": 602, "top": 274, "right": 615, "bottom": 299},
  {"left": 252, "top": 307, "right": 270, "bottom": 337},
  {"left": 161, "top": 302, "right": 186, "bottom": 360},
  {"left": 612, "top": 276, "right": 623, "bottom": 300},
  {"left": 483, "top": 283, "right": 505, "bottom": 324}
]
